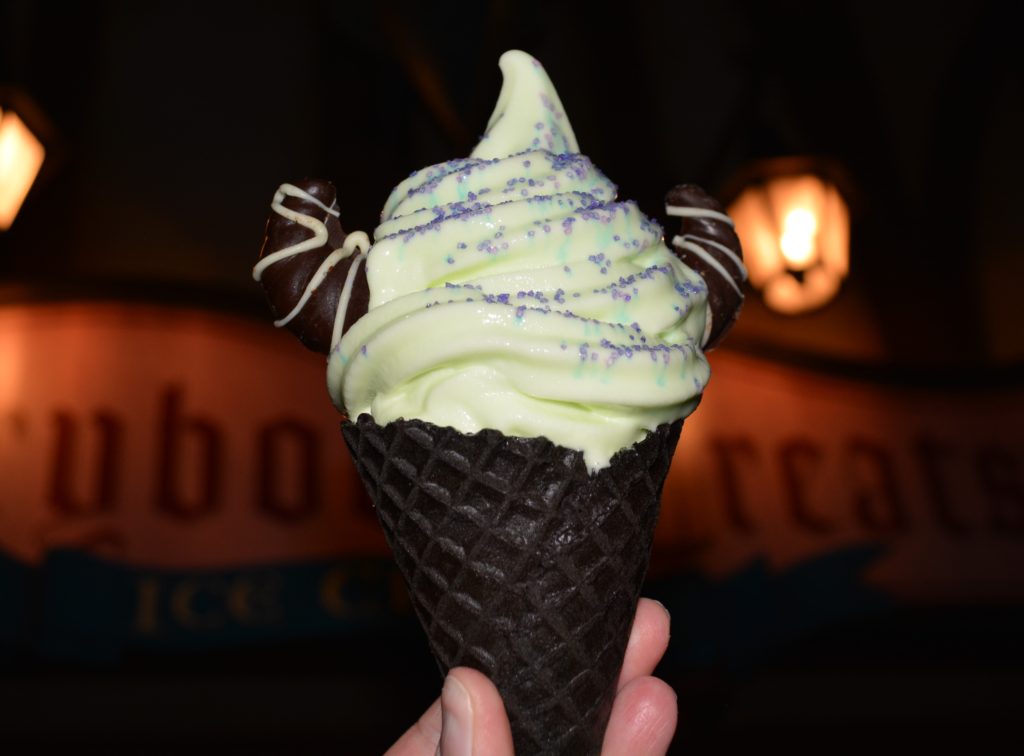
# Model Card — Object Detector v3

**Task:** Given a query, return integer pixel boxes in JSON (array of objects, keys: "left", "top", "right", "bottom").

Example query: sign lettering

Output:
[{"left": 2, "top": 302, "right": 1022, "bottom": 602}]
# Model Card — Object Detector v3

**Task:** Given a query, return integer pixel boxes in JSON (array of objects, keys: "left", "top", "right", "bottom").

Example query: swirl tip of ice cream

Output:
[{"left": 470, "top": 50, "right": 579, "bottom": 160}]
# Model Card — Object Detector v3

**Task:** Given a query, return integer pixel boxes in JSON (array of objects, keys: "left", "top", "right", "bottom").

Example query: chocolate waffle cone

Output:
[{"left": 342, "top": 414, "right": 683, "bottom": 755}]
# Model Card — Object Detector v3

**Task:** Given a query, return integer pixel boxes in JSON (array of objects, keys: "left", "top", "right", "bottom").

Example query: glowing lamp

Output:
[
  {"left": 727, "top": 159, "right": 850, "bottom": 314},
  {"left": 0, "top": 106, "right": 46, "bottom": 230}
]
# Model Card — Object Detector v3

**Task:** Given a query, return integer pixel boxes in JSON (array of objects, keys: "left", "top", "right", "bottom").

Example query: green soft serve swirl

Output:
[{"left": 329, "top": 50, "right": 710, "bottom": 471}]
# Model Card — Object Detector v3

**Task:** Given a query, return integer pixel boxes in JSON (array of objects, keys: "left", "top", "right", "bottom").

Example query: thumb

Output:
[{"left": 439, "top": 668, "right": 514, "bottom": 756}]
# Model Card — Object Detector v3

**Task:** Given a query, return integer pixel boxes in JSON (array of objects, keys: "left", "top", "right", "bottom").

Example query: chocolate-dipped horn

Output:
[
  {"left": 253, "top": 179, "right": 371, "bottom": 354},
  {"left": 666, "top": 184, "right": 746, "bottom": 350}
]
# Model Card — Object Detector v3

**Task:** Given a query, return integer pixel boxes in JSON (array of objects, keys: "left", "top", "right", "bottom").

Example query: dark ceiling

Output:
[{"left": 1, "top": 0, "right": 1021, "bottom": 370}]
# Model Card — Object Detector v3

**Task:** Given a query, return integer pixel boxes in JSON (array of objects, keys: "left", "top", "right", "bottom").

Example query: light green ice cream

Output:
[{"left": 329, "top": 50, "right": 711, "bottom": 471}]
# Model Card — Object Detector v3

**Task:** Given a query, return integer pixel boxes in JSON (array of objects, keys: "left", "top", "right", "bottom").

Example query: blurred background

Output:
[{"left": 1, "top": 0, "right": 1022, "bottom": 752}]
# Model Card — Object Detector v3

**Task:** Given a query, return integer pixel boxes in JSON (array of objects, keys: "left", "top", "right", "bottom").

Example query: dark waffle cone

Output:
[{"left": 342, "top": 414, "right": 683, "bottom": 755}]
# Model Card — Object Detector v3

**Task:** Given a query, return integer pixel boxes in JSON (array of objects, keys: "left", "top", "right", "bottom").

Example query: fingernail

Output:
[
  {"left": 652, "top": 598, "right": 671, "bottom": 623},
  {"left": 440, "top": 673, "right": 473, "bottom": 756}
]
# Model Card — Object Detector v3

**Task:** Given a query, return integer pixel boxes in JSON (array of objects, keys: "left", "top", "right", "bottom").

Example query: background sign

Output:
[{"left": 2, "top": 300, "right": 1022, "bottom": 659}]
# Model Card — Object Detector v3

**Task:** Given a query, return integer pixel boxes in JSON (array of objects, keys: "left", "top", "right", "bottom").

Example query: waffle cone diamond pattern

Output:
[{"left": 342, "top": 415, "right": 682, "bottom": 755}]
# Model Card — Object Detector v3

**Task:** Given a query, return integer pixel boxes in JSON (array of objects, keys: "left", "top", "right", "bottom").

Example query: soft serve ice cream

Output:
[{"left": 327, "top": 50, "right": 714, "bottom": 470}]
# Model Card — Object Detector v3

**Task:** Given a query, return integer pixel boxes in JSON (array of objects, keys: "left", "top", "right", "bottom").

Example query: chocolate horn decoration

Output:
[
  {"left": 253, "top": 179, "right": 371, "bottom": 354},
  {"left": 665, "top": 184, "right": 746, "bottom": 350}
]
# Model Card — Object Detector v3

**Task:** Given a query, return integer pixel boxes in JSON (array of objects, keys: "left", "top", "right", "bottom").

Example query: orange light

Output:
[
  {"left": 779, "top": 207, "right": 817, "bottom": 268},
  {"left": 0, "top": 107, "right": 46, "bottom": 230},
  {"left": 728, "top": 165, "right": 849, "bottom": 315}
]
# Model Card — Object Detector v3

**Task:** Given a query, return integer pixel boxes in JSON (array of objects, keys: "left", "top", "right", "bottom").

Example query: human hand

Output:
[{"left": 386, "top": 597, "right": 677, "bottom": 755}]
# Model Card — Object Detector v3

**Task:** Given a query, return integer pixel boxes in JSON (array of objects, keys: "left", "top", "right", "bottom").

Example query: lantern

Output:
[
  {"left": 727, "top": 158, "right": 851, "bottom": 314},
  {"left": 0, "top": 95, "right": 48, "bottom": 231}
]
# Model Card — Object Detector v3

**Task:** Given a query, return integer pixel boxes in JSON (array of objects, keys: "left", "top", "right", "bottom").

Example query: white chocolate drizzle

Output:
[
  {"left": 666, "top": 203, "right": 748, "bottom": 296},
  {"left": 666, "top": 205, "right": 735, "bottom": 225},
  {"left": 252, "top": 183, "right": 371, "bottom": 351}
]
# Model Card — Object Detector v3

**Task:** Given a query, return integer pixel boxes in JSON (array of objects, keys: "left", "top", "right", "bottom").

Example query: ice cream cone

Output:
[{"left": 342, "top": 414, "right": 683, "bottom": 755}]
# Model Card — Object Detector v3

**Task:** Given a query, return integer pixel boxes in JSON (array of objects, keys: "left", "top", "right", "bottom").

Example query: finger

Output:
[
  {"left": 618, "top": 598, "right": 671, "bottom": 690},
  {"left": 384, "top": 696, "right": 442, "bottom": 756},
  {"left": 440, "top": 667, "right": 515, "bottom": 756},
  {"left": 601, "top": 676, "right": 678, "bottom": 756}
]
